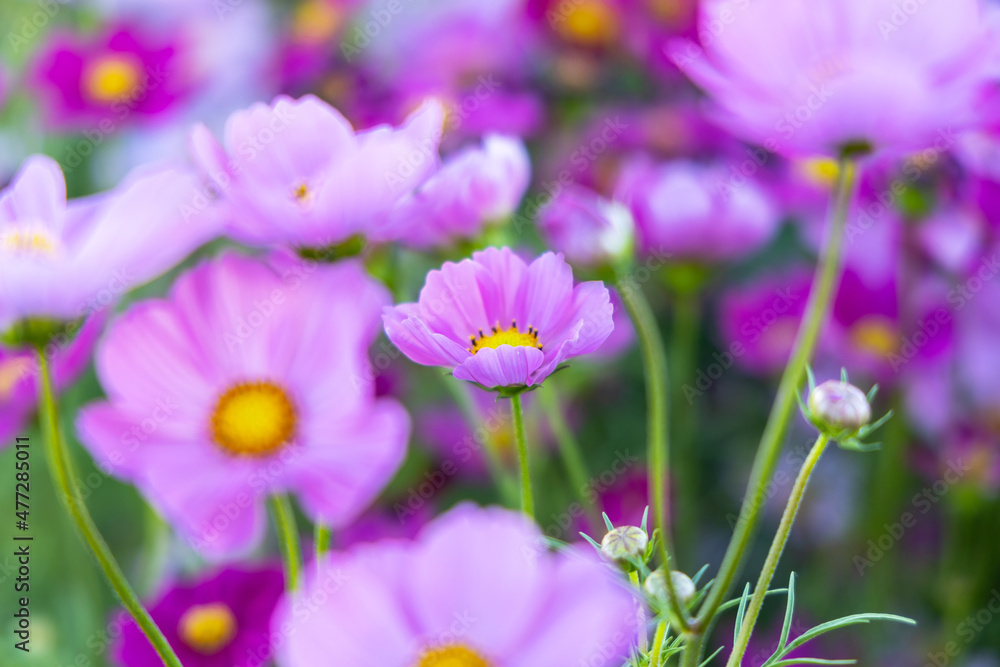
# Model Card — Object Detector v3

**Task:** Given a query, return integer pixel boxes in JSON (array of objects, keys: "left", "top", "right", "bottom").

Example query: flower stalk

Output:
[
  {"left": 37, "top": 350, "right": 183, "bottom": 667},
  {"left": 510, "top": 393, "right": 535, "bottom": 519},
  {"left": 269, "top": 494, "right": 303, "bottom": 591}
]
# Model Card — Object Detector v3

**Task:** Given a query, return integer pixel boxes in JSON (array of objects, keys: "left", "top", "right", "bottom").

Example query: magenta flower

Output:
[
  {"left": 373, "top": 135, "right": 531, "bottom": 248},
  {"left": 616, "top": 156, "right": 778, "bottom": 262},
  {"left": 536, "top": 185, "right": 634, "bottom": 268},
  {"left": 274, "top": 504, "right": 637, "bottom": 667},
  {"left": 0, "top": 155, "right": 219, "bottom": 331},
  {"left": 76, "top": 252, "right": 410, "bottom": 558},
  {"left": 671, "top": 0, "right": 1000, "bottom": 157},
  {"left": 113, "top": 565, "right": 284, "bottom": 667},
  {"left": 29, "top": 24, "right": 190, "bottom": 129},
  {"left": 188, "top": 94, "right": 444, "bottom": 248},
  {"left": 383, "top": 247, "right": 614, "bottom": 390}
]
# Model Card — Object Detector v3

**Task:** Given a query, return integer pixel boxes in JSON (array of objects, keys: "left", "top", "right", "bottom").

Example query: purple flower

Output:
[
  {"left": 374, "top": 135, "right": 531, "bottom": 248},
  {"left": 616, "top": 156, "right": 778, "bottom": 262},
  {"left": 0, "top": 155, "right": 219, "bottom": 331},
  {"left": 113, "top": 565, "right": 284, "bottom": 667},
  {"left": 383, "top": 247, "right": 614, "bottom": 389},
  {"left": 671, "top": 0, "right": 1000, "bottom": 157},
  {"left": 189, "top": 94, "right": 444, "bottom": 247},
  {"left": 29, "top": 24, "right": 190, "bottom": 129},
  {"left": 76, "top": 252, "right": 410, "bottom": 558},
  {"left": 536, "top": 185, "right": 634, "bottom": 268},
  {"left": 273, "top": 504, "right": 637, "bottom": 667}
]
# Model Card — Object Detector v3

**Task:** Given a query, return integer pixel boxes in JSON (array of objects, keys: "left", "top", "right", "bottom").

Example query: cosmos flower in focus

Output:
[
  {"left": 0, "top": 155, "right": 219, "bottom": 331},
  {"left": 616, "top": 156, "right": 778, "bottom": 262},
  {"left": 189, "top": 94, "right": 444, "bottom": 248},
  {"left": 76, "top": 252, "right": 410, "bottom": 558},
  {"left": 29, "top": 24, "right": 191, "bottom": 129},
  {"left": 374, "top": 134, "right": 531, "bottom": 248},
  {"left": 274, "top": 504, "right": 637, "bottom": 667},
  {"left": 112, "top": 566, "right": 284, "bottom": 667},
  {"left": 383, "top": 247, "right": 614, "bottom": 390},
  {"left": 672, "top": 0, "right": 1000, "bottom": 157}
]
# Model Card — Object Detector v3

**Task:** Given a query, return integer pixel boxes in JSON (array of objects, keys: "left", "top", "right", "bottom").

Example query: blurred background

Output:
[{"left": 1, "top": 0, "right": 999, "bottom": 665}]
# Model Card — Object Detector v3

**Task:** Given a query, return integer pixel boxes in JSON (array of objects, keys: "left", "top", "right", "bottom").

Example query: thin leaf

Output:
[
  {"left": 806, "top": 365, "right": 817, "bottom": 391},
  {"left": 691, "top": 563, "right": 711, "bottom": 586},
  {"left": 769, "top": 660, "right": 856, "bottom": 667},
  {"left": 778, "top": 572, "right": 797, "bottom": 651},
  {"left": 866, "top": 384, "right": 879, "bottom": 402},
  {"left": 641, "top": 506, "right": 650, "bottom": 534},
  {"left": 734, "top": 583, "right": 751, "bottom": 647},
  {"left": 840, "top": 367, "right": 848, "bottom": 382},
  {"left": 603, "top": 512, "right": 615, "bottom": 532},
  {"left": 780, "top": 614, "right": 916, "bottom": 657},
  {"left": 699, "top": 644, "right": 726, "bottom": 667},
  {"left": 579, "top": 532, "right": 602, "bottom": 552},
  {"left": 717, "top": 588, "right": 788, "bottom": 614}
]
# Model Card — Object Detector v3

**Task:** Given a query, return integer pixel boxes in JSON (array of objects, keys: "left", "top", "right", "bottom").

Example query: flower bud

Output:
[
  {"left": 644, "top": 569, "right": 696, "bottom": 605},
  {"left": 808, "top": 380, "right": 871, "bottom": 433},
  {"left": 600, "top": 526, "right": 648, "bottom": 561}
]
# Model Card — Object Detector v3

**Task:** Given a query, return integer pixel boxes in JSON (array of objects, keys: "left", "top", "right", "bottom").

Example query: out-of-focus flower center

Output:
[
  {"left": 798, "top": 157, "right": 840, "bottom": 187},
  {"left": 211, "top": 381, "right": 296, "bottom": 456},
  {"left": 850, "top": 316, "right": 898, "bottom": 357},
  {"left": 0, "top": 357, "right": 32, "bottom": 398},
  {"left": 468, "top": 322, "right": 543, "bottom": 354},
  {"left": 178, "top": 603, "right": 237, "bottom": 655},
  {"left": 416, "top": 644, "right": 491, "bottom": 667},
  {"left": 292, "top": 0, "right": 342, "bottom": 42},
  {"left": 556, "top": 0, "right": 619, "bottom": 46},
  {"left": 0, "top": 227, "right": 60, "bottom": 258},
  {"left": 293, "top": 183, "right": 315, "bottom": 205},
  {"left": 84, "top": 54, "right": 143, "bottom": 103}
]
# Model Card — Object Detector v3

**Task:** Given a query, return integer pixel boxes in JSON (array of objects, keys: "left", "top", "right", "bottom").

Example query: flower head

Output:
[
  {"left": 274, "top": 504, "right": 637, "bottom": 667},
  {"left": 189, "top": 94, "right": 444, "bottom": 248},
  {"left": 113, "top": 566, "right": 284, "bottom": 667},
  {"left": 672, "top": 0, "right": 1000, "bottom": 157},
  {"left": 76, "top": 252, "right": 409, "bottom": 558},
  {"left": 383, "top": 247, "right": 614, "bottom": 390},
  {"left": 536, "top": 185, "right": 634, "bottom": 268},
  {"left": 808, "top": 380, "right": 872, "bottom": 435},
  {"left": 0, "top": 155, "right": 219, "bottom": 331},
  {"left": 600, "top": 525, "right": 648, "bottom": 561}
]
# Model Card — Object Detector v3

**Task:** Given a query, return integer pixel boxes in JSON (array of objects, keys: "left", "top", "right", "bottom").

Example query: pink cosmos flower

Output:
[
  {"left": 536, "top": 184, "right": 634, "bottom": 268},
  {"left": 383, "top": 247, "right": 614, "bottom": 389},
  {"left": 0, "top": 155, "right": 219, "bottom": 331},
  {"left": 76, "top": 252, "right": 410, "bottom": 558},
  {"left": 188, "top": 94, "right": 444, "bottom": 248},
  {"left": 274, "top": 504, "right": 637, "bottom": 667},
  {"left": 616, "top": 156, "right": 778, "bottom": 261},
  {"left": 30, "top": 24, "right": 190, "bottom": 129},
  {"left": 373, "top": 135, "right": 531, "bottom": 248},
  {"left": 671, "top": 0, "right": 1000, "bottom": 157}
]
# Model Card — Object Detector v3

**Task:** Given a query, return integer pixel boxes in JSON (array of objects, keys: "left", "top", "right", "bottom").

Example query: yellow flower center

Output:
[
  {"left": 556, "top": 0, "right": 619, "bottom": 46},
  {"left": 84, "top": 54, "right": 142, "bottom": 103},
  {"left": 417, "top": 644, "right": 491, "bottom": 667},
  {"left": 798, "top": 157, "right": 840, "bottom": 187},
  {"left": 0, "top": 357, "right": 32, "bottom": 399},
  {"left": 468, "top": 322, "right": 542, "bottom": 355},
  {"left": 1, "top": 228, "right": 60, "bottom": 257},
  {"left": 850, "top": 316, "right": 898, "bottom": 357},
  {"left": 177, "top": 603, "right": 237, "bottom": 655},
  {"left": 211, "top": 381, "right": 297, "bottom": 457},
  {"left": 292, "top": 0, "right": 342, "bottom": 42}
]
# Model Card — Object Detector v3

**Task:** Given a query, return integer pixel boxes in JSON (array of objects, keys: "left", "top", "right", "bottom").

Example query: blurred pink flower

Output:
[
  {"left": 536, "top": 184, "right": 634, "bottom": 268},
  {"left": 383, "top": 247, "right": 614, "bottom": 389},
  {"left": 616, "top": 156, "right": 778, "bottom": 262},
  {"left": 76, "top": 252, "right": 410, "bottom": 559},
  {"left": 189, "top": 94, "right": 444, "bottom": 248},
  {"left": 0, "top": 155, "right": 219, "bottom": 330},
  {"left": 672, "top": 0, "right": 1000, "bottom": 157},
  {"left": 274, "top": 504, "right": 637, "bottom": 666},
  {"left": 374, "top": 134, "right": 530, "bottom": 248}
]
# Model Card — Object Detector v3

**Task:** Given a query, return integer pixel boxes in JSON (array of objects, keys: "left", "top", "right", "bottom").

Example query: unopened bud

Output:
[
  {"left": 808, "top": 380, "right": 871, "bottom": 433},
  {"left": 645, "top": 569, "right": 696, "bottom": 604},
  {"left": 600, "top": 526, "right": 648, "bottom": 561}
]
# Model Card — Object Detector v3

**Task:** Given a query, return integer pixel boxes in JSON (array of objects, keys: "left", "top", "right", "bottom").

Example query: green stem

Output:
[
  {"left": 681, "top": 632, "right": 705, "bottom": 667},
  {"left": 617, "top": 282, "right": 690, "bottom": 632},
  {"left": 650, "top": 620, "right": 668, "bottom": 667},
  {"left": 269, "top": 495, "right": 302, "bottom": 591},
  {"left": 36, "top": 351, "right": 183, "bottom": 667},
  {"left": 510, "top": 393, "right": 535, "bottom": 519},
  {"left": 538, "top": 383, "right": 601, "bottom": 530},
  {"left": 630, "top": 570, "right": 649, "bottom": 653},
  {"left": 694, "top": 158, "right": 858, "bottom": 628},
  {"left": 671, "top": 292, "right": 701, "bottom": 563},
  {"left": 726, "top": 434, "right": 830, "bottom": 667},
  {"left": 315, "top": 522, "right": 332, "bottom": 561}
]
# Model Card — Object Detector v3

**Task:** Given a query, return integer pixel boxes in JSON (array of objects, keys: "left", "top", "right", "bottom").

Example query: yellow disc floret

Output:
[
  {"left": 211, "top": 381, "right": 296, "bottom": 457},
  {"left": 177, "top": 603, "right": 237, "bottom": 655},
  {"left": 84, "top": 54, "right": 142, "bottom": 103},
  {"left": 417, "top": 644, "right": 491, "bottom": 667},
  {"left": 468, "top": 321, "right": 543, "bottom": 355}
]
